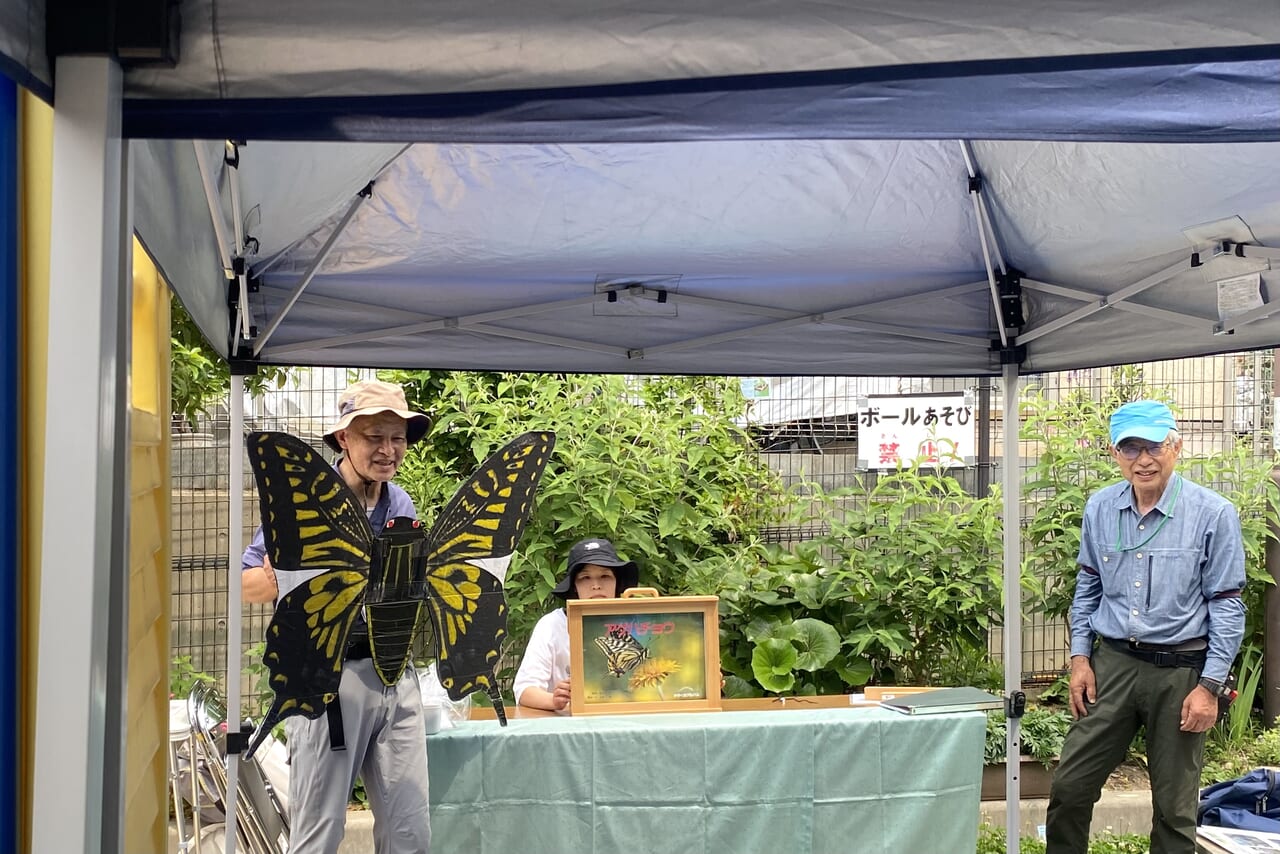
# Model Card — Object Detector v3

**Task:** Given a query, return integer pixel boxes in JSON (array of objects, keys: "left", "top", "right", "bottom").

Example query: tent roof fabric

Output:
[
  {"left": 80, "top": 1, "right": 1280, "bottom": 376},
  {"left": 118, "top": 1, "right": 1280, "bottom": 103},
  {"left": 136, "top": 131, "right": 1280, "bottom": 377}
]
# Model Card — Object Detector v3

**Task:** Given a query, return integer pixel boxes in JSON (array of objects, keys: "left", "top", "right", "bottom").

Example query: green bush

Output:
[
  {"left": 169, "top": 654, "right": 214, "bottom": 699},
  {"left": 985, "top": 706, "right": 1072, "bottom": 767},
  {"left": 1203, "top": 723, "right": 1280, "bottom": 786},
  {"left": 383, "top": 370, "right": 787, "bottom": 698},
  {"left": 716, "top": 451, "right": 1024, "bottom": 695},
  {"left": 169, "top": 298, "right": 292, "bottom": 430}
]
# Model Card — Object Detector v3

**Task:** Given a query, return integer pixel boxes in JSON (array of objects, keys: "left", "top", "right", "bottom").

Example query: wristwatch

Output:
[{"left": 1198, "top": 676, "right": 1233, "bottom": 698}]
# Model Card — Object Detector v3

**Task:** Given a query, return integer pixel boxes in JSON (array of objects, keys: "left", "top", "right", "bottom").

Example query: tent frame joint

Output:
[
  {"left": 991, "top": 340, "right": 1026, "bottom": 365},
  {"left": 997, "top": 268, "right": 1025, "bottom": 329}
]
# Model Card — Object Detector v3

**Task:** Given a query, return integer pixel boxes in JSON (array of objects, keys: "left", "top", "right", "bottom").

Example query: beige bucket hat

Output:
[{"left": 322, "top": 379, "right": 430, "bottom": 452}]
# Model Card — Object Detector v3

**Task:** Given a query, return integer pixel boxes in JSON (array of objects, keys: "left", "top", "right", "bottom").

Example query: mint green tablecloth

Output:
[{"left": 425, "top": 707, "right": 984, "bottom": 854}]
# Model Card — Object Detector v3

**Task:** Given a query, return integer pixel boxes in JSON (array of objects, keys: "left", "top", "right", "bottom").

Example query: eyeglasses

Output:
[{"left": 1115, "top": 440, "right": 1174, "bottom": 461}]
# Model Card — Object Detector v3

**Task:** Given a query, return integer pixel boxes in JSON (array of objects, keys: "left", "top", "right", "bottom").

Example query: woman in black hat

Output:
[{"left": 513, "top": 538, "right": 639, "bottom": 712}]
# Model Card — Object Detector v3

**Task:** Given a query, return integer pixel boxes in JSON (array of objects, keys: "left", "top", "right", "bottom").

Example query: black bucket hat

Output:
[{"left": 551, "top": 538, "right": 639, "bottom": 599}]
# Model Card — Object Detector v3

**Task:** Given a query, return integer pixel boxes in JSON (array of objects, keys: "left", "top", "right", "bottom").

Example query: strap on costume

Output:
[{"left": 326, "top": 700, "right": 346, "bottom": 751}]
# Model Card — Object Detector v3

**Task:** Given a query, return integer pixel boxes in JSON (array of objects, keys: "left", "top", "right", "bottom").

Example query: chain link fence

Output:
[{"left": 170, "top": 353, "right": 1274, "bottom": 705}]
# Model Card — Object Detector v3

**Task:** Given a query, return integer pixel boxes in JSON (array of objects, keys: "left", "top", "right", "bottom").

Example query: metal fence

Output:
[{"left": 170, "top": 353, "right": 1274, "bottom": 704}]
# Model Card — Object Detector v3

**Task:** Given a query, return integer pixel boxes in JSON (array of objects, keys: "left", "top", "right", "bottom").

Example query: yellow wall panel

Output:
[
  {"left": 124, "top": 240, "right": 171, "bottom": 854},
  {"left": 18, "top": 88, "right": 52, "bottom": 854}
]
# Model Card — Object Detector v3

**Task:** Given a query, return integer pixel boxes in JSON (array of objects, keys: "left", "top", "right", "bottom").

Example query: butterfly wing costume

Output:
[{"left": 243, "top": 430, "right": 555, "bottom": 757}]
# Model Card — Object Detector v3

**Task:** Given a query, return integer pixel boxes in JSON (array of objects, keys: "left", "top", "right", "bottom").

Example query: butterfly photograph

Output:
[
  {"left": 242, "top": 429, "right": 555, "bottom": 756},
  {"left": 566, "top": 595, "right": 721, "bottom": 716}
]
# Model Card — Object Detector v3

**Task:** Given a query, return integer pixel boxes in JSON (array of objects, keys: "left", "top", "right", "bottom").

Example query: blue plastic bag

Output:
[{"left": 1199, "top": 768, "right": 1280, "bottom": 832}]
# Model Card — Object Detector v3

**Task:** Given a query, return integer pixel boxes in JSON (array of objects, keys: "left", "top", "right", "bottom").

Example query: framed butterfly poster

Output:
[{"left": 566, "top": 594, "right": 721, "bottom": 716}]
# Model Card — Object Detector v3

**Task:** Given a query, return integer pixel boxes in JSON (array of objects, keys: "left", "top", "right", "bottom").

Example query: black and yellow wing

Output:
[
  {"left": 244, "top": 431, "right": 375, "bottom": 757},
  {"left": 421, "top": 431, "right": 556, "bottom": 724},
  {"left": 594, "top": 627, "right": 651, "bottom": 677}
]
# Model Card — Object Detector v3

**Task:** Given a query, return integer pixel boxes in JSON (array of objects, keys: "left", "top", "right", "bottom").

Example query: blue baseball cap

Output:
[{"left": 1110, "top": 400, "right": 1177, "bottom": 445}]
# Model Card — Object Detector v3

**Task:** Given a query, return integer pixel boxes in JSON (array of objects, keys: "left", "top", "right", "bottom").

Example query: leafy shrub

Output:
[
  {"left": 169, "top": 654, "right": 214, "bottom": 698},
  {"left": 717, "top": 454, "right": 1022, "bottom": 695},
  {"left": 169, "top": 298, "right": 292, "bottom": 430},
  {"left": 985, "top": 706, "right": 1072, "bottom": 767},
  {"left": 1203, "top": 723, "right": 1280, "bottom": 786},
  {"left": 384, "top": 370, "right": 787, "bottom": 698}
]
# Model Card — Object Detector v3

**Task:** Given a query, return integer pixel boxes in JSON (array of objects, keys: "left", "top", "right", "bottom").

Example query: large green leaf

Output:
[
  {"left": 791, "top": 618, "right": 840, "bottom": 672},
  {"left": 832, "top": 654, "right": 873, "bottom": 687},
  {"left": 751, "top": 639, "right": 798, "bottom": 693}
]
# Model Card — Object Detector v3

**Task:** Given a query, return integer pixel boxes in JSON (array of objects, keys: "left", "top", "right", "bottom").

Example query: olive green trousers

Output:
[{"left": 1044, "top": 640, "right": 1206, "bottom": 854}]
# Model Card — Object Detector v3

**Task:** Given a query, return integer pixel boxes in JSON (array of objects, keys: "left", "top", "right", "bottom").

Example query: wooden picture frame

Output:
[{"left": 567, "top": 595, "right": 721, "bottom": 716}]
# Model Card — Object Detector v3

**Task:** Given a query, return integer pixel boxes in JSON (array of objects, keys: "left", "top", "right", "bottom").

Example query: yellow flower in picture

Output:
[{"left": 629, "top": 658, "right": 681, "bottom": 692}]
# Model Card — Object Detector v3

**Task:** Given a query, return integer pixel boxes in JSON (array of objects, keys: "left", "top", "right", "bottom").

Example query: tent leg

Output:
[
  {"left": 33, "top": 55, "right": 128, "bottom": 854},
  {"left": 1002, "top": 363, "right": 1023, "bottom": 853},
  {"left": 226, "top": 373, "right": 246, "bottom": 854}
]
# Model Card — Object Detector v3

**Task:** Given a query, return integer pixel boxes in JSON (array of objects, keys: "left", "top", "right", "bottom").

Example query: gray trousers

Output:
[
  {"left": 1045, "top": 640, "right": 1206, "bottom": 854},
  {"left": 285, "top": 658, "right": 431, "bottom": 854}
]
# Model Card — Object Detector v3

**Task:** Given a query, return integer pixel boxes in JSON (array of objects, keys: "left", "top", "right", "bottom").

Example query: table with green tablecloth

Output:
[{"left": 425, "top": 707, "right": 985, "bottom": 854}]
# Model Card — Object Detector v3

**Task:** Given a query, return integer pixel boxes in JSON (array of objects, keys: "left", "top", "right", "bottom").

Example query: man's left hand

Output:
[{"left": 1179, "top": 686, "right": 1219, "bottom": 733}]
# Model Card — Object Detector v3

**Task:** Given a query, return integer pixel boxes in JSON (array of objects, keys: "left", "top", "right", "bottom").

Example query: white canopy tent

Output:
[{"left": 8, "top": 2, "right": 1280, "bottom": 852}]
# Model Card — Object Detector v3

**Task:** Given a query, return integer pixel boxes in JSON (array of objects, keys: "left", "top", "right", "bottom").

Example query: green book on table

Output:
[{"left": 879, "top": 686, "right": 1004, "bottom": 715}]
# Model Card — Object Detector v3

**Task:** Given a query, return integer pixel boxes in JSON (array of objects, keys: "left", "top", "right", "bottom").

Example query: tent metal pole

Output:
[
  {"left": 193, "top": 140, "right": 254, "bottom": 347},
  {"left": 975, "top": 193, "right": 1008, "bottom": 274},
  {"left": 1022, "top": 278, "right": 1208, "bottom": 328},
  {"left": 192, "top": 142, "right": 235, "bottom": 281},
  {"left": 959, "top": 140, "right": 1008, "bottom": 348},
  {"left": 33, "top": 55, "right": 128, "bottom": 854},
  {"left": 264, "top": 291, "right": 602, "bottom": 356},
  {"left": 1003, "top": 363, "right": 1023, "bottom": 854},
  {"left": 1017, "top": 257, "right": 1187, "bottom": 345},
  {"left": 253, "top": 185, "right": 371, "bottom": 356},
  {"left": 1214, "top": 300, "right": 1280, "bottom": 334},
  {"left": 959, "top": 140, "right": 1008, "bottom": 276},
  {"left": 1215, "top": 242, "right": 1280, "bottom": 263},
  {"left": 225, "top": 142, "right": 252, "bottom": 341},
  {"left": 225, "top": 373, "right": 246, "bottom": 854}
]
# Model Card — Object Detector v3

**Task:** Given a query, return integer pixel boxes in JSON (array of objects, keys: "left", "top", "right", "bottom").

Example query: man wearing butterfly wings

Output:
[{"left": 241, "top": 379, "right": 555, "bottom": 854}]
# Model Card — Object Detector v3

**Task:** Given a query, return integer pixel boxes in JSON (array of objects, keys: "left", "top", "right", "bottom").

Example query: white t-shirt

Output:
[{"left": 513, "top": 608, "right": 569, "bottom": 706}]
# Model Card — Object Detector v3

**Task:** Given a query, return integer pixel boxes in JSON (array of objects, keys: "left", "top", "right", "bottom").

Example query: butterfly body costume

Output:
[{"left": 244, "top": 429, "right": 555, "bottom": 758}]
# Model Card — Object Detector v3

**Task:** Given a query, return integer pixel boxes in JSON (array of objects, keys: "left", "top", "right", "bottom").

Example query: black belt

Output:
[
  {"left": 345, "top": 637, "right": 373, "bottom": 660},
  {"left": 1101, "top": 636, "right": 1207, "bottom": 669}
]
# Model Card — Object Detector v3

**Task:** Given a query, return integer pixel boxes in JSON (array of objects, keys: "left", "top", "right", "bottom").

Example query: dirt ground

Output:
[{"left": 1106, "top": 759, "right": 1151, "bottom": 790}]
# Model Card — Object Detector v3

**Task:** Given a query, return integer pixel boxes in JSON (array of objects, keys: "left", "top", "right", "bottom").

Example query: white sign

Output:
[
  {"left": 857, "top": 393, "right": 975, "bottom": 469},
  {"left": 1216, "top": 272, "right": 1264, "bottom": 321}
]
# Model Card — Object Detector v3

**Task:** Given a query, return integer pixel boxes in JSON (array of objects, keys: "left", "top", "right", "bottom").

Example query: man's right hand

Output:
[{"left": 1069, "top": 655, "right": 1096, "bottom": 719}]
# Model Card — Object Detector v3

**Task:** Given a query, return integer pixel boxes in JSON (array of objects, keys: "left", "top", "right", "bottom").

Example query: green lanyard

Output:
[{"left": 1114, "top": 476, "right": 1182, "bottom": 552}]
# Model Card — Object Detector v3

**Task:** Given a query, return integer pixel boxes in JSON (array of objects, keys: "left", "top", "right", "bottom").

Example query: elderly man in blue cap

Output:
[{"left": 1045, "top": 400, "right": 1245, "bottom": 854}]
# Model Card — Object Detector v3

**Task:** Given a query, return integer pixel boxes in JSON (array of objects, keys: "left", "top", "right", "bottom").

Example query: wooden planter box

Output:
[{"left": 981, "top": 756, "right": 1056, "bottom": 800}]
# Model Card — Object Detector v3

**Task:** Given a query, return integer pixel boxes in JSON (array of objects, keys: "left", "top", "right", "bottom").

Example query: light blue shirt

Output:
[{"left": 1071, "top": 473, "right": 1245, "bottom": 681}]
